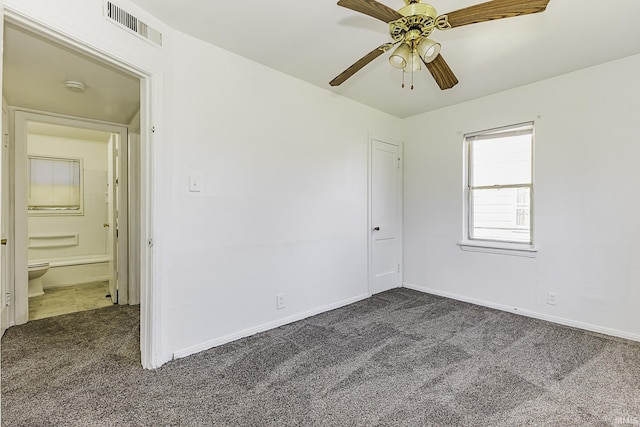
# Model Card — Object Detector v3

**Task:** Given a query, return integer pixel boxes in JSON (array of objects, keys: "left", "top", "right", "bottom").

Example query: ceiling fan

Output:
[{"left": 329, "top": 0, "right": 551, "bottom": 90}]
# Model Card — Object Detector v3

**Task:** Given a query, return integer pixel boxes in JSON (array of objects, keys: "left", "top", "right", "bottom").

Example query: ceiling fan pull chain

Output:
[{"left": 411, "top": 55, "right": 415, "bottom": 90}]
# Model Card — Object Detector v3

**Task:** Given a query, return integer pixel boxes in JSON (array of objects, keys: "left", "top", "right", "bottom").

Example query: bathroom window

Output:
[{"left": 28, "top": 156, "right": 83, "bottom": 215}]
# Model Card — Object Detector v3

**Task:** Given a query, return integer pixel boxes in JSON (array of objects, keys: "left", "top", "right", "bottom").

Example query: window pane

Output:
[
  {"left": 51, "top": 160, "right": 73, "bottom": 207},
  {"left": 471, "top": 133, "right": 532, "bottom": 187},
  {"left": 30, "top": 158, "right": 54, "bottom": 206},
  {"left": 28, "top": 156, "right": 81, "bottom": 211},
  {"left": 471, "top": 187, "right": 531, "bottom": 243}
]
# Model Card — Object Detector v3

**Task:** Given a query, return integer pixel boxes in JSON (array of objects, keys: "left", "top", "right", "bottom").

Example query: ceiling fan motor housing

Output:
[
  {"left": 390, "top": 2, "right": 444, "bottom": 45},
  {"left": 399, "top": 2, "right": 437, "bottom": 19}
]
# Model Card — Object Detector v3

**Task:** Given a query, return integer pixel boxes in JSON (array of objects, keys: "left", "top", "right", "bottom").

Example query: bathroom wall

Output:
[{"left": 27, "top": 131, "right": 110, "bottom": 287}]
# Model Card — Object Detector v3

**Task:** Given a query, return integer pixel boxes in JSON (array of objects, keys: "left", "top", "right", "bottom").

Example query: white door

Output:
[
  {"left": 107, "top": 135, "right": 117, "bottom": 303},
  {"left": 370, "top": 138, "right": 402, "bottom": 294},
  {"left": 1, "top": 105, "right": 10, "bottom": 335},
  {"left": 107, "top": 131, "right": 129, "bottom": 304}
]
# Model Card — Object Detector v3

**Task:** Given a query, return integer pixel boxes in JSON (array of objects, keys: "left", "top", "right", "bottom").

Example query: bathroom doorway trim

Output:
[
  {"left": 3, "top": 6, "right": 160, "bottom": 369},
  {"left": 13, "top": 110, "right": 131, "bottom": 316}
]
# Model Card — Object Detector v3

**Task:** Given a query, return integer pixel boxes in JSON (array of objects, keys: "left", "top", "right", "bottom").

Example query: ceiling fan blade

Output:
[
  {"left": 445, "top": 0, "right": 550, "bottom": 28},
  {"left": 330, "top": 44, "right": 390, "bottom": 87},
  {"left": 337, "top": 0, "right": 403, "bottom": 23},
  {"left": 423, "top": 54, "right": 458, "bottom": 90}
]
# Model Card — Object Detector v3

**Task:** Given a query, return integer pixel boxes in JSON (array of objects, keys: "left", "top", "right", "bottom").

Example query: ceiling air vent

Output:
[{"left": 104, "top": 1, "right": 163, "bottom": 47}]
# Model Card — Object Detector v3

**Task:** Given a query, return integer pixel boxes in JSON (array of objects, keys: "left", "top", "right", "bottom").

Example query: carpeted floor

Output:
[{"left": 2, "top": 288, "right": 640, "bottom": 426}]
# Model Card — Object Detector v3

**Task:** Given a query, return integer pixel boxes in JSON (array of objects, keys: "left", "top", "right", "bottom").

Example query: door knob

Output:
[
  {"left": 103, "top": 223, "right": 110, "bottom": 228},
  {"left": 1, "top": 238, "right": 6, "bottom": 245},
  {"left": 372, "top": 227, "right": 380, "bottom": 231}
]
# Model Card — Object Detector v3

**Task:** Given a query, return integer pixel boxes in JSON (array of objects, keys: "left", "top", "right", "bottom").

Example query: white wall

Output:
[
  {"left": 163, "top": 32, "right": 402, "bottom": 356},
  {"left": 403, "top": 54, "right": 640, "bottom": 341},
  {"left": 27, "top": 134, "right": 108, "bottom": 262},
  {"left": 5, "top": 0, "right": 403, "bottom": 365}
]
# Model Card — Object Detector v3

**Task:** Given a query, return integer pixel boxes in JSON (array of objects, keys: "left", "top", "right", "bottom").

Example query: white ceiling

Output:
[
  {"left": 3, "top": 23, "right": 140, "bottom": 125},
  {"left": 129, "top": 0, "right": 640, "bottom": 118}
]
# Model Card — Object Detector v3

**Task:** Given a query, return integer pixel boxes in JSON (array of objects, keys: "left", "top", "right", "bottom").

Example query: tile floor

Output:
[{"left": 29, "top": 281, "right": 114, "bottom": 321}]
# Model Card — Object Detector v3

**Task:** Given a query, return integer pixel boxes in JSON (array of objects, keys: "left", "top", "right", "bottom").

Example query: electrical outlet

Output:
[
  {"left": 276, "top": 293, "right": 286, "bottom": 310},
  {"left": 547, "top": 291, "right": 557, "bottom": 306}
]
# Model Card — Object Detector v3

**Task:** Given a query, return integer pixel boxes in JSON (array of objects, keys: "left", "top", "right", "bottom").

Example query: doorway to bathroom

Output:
[
  {"left": 14, "top": 112, "right": 131, "bottom": 321},
  {"left": 1, "top": 18, "right": 146, "bottom": 330},
  {"left": 1, "top": 4, "right": 160, "bottom": 369}
]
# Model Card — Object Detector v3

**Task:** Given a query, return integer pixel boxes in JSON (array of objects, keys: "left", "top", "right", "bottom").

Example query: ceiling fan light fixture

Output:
[
  {"left": 403, "top": 52, "right": 422, "bottom": 73},
  {"left": 389, "top": 43, "right": 411, "bottom": 69},
  {"left": 332, "top": 0, "right": 552, "bottom": 90},
  {"left": 417, "top": 38, "right": 441, "bottom": 63}
]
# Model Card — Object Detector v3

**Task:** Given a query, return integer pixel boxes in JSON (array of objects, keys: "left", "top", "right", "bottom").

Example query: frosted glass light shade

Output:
[
  {"left": 417, "top": 38, "right": 441, "bottom": 63},
  {"left": 403, "top": 52, "right": 422, "bottom": 73},
  {"left": 389, "top": 43, "right": 411, "bottom": 69}
]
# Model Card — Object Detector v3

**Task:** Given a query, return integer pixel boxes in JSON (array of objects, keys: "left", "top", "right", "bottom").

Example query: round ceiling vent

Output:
[{"left": 65, "top": 80, "right": 86, "bottom": 92}]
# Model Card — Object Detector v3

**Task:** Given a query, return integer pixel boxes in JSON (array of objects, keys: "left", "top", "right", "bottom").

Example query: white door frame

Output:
[
  {"left": 106, "top": 127, "right": 130, "bottom": 305},
  {"left": 13, "top": 110, "right": 130, "bottom": 318},
  {"left": 1, "top": 100, "right": 9, "bottom": 337},
  {"left": 368, "top": 134, "right": 403, "bottom": 295},
  {"left": 3, "top": 7, "right": 158, "bottom": 368}
]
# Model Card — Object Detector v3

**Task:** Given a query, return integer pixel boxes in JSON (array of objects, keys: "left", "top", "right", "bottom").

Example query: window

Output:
[
  {"left": 465, "top": 122, "right": 534, "bottom": 247},
  {"left": 28, "top": 156, "right": 83, "bottom": 214}
]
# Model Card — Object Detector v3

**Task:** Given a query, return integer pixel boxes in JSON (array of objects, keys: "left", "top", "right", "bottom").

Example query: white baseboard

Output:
[
  {"left": 403, "top": 282, "right": 640, "bottom": 343},
  {"left": 172, "top": 293, "right": 371, "bottom": 360}
]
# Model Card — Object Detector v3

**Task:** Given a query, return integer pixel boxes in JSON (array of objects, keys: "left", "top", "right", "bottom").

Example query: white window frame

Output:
[
  {"left": 459, "top": 122, "right": 537, "bottom": 257},
  {"left": 27, "top": 155, "right": 84, "bottom": 216}
]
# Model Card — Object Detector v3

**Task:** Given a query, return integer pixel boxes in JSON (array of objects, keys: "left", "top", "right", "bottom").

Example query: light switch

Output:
[{"left": 189, "top": 175, "right": 202, "bottom": 192}]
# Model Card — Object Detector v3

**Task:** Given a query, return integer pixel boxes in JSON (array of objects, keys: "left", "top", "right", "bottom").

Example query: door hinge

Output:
[
  {"left": 397, "top": 264, "right": 401, "bottom": 273},
  {"left": 4, "top": 134, "right": 8, "bottom": 148},
  {"left": 147, "top": 238, "right": 154, "bottom": 248},
  {"left": 5, "top": 292, "right": 11, "bottom": 307},
  {"left": 397, "top": 157, "right": 401, "bottom": 168}
]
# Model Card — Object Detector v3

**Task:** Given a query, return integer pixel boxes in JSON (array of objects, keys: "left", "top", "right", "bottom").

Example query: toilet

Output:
[{"left": 28, "top": 261, "right": 50, "bottom": 298}]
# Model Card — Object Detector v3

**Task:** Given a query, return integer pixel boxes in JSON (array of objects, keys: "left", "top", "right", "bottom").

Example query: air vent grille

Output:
[{"left": 104, "top": 1, "right": 162, "bottom": 47}]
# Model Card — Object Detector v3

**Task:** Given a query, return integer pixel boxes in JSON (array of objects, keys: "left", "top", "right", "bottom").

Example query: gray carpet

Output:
[{"left": 2, "top": 288, "right": 640, "bottom": 426}]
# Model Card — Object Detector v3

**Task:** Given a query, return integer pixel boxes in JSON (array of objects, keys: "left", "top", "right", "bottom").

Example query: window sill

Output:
[{"left": 458, "top": 241, "right": 538, "bottom": 258}]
